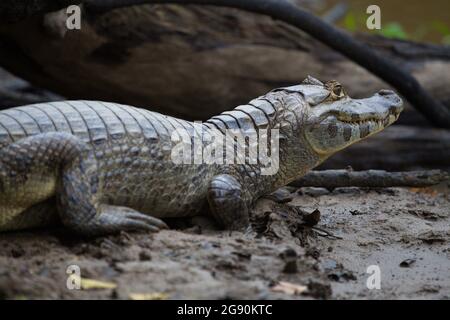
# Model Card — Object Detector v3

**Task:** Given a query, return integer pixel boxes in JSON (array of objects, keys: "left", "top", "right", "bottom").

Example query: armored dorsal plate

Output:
[{"left": 301, "top": 76, "right": 324, "bottom": 86}]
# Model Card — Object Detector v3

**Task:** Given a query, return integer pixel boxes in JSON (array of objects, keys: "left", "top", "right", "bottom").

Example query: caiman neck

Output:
[
  {"left": 253, "top": 134, "right": 322, "bottom": 198},
  {"left": 201, "top": 92, "right": 323, "bottom": 198}
]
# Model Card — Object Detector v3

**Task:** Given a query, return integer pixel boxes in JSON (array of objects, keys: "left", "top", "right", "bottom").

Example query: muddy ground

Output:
[
  {"left": 0, "top": 68, "right": 449, "bottom": 300},
  {"left": 0, "top": 183, "right": 448, "bottom": 300}
]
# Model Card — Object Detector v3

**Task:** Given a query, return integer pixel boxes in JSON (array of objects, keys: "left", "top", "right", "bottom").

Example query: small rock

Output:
[
  {"left": 232, "top": 251, "right": 252, "bottom": 260},
  {"left": 284, "top": 186, "right": 298, "bottom": 193},
  {"left": 139, "top": 251, "right": 152, "bottom": 261},
  {"left": 298, "top": 187, "right": 330, "bottom": 197},
  {"left": 283, "top": 259, "right": 298, "bottom": 274},
  {"left": 333, "top": 187, "right": 361, "bottom": 194},
  {"left": 422, "top": 285, "right": 440, "bottom": 293},
  {"left": 375, "top": 188, "right": 399, "bottom": 196},
  {"left": 321, "top": 259, "right": 337, "bottom": 272},
  {"left": 306, "top": 281, "right": 332, "bottom": 299},
  {"left": 305, "top": 248, "right": 320, "bottom": 260},
  {"left": 265, "top": 188, "right": 294, "bottom": 203},
  {"left": 10, "top": 247, "right": 25, "bottom": 258},
  {"left": 279, "top": 248, "right": 297, "bottom": 259},
  {"left": 280, "top": 248, "right": 298, "bottom": 274},
  {"left": 350, "top": 210, "right": 365, "bottom": 216},
  {"left": 302, "top": 209, "right": 321, "bottom": 226},
  {"left": 400, "top": 259, "right": 416, "bottom": 268},
  {"left": 328, "top": 271, "right": 357, "bottom": 282},
  {"left": 418, "top": 231, "right": 447, "bottom": 244}
]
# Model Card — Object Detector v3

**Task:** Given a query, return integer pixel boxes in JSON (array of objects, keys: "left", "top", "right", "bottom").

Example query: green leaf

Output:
[
  {"left": 344, "top": 13, "right": 357, "bottom": 32},
  {"left": 432, "top": 21, "right": 450, "bottom": 36},
  {"left": 380, "top": 23, "right": 409, "bottom": 40}
]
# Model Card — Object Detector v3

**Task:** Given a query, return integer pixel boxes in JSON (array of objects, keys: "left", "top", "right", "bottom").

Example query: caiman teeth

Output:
[
  {"left": 337, "top": 118, "right": 385, "bottom": 126},
  {"left": 338, "top": 114, "right": 399, "bottom": 127}
]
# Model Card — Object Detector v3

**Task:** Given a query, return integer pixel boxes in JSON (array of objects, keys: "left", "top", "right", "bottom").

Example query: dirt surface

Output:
[
  {"left": 1, "top": 68, "right": 449, "bottom": 300},
  {"left": 0, "top": 183, "right": 448, "bottom": 300}
]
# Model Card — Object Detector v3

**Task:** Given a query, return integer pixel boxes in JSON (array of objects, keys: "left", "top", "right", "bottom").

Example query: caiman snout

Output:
[
  {"left": 376, "top": 89, "right": 403, "bottom": 116},
  {"left": 304, "top": 84, "right": 403, "bottom": 156}
]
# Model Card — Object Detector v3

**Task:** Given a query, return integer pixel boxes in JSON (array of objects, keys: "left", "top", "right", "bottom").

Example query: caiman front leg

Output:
[
  {"left": 54, "top": 135, "right": 169, "bottom": 236},
  {"left": 0, "top": 132, "right": 167, "bottom": 235},
  {"left": 207, "top": 174, "right": 251, "bottom": 231}
]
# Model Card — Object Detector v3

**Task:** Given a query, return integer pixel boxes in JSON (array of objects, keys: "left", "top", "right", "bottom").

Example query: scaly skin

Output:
[{"left": 0, "top": 77, "right": 403, "bottom": 235}]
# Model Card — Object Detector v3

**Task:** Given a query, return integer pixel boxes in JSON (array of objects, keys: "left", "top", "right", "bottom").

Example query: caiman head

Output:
[{"left": 281, "top": 76, "right": 403, "bottom": 160}]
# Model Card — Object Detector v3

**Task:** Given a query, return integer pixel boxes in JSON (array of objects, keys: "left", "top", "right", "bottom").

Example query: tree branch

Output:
[
  {"left": 0, "top": 0, "right": 78, "bottom": 22},
  {"left": 289, "top": 170, "right": 449, "bottom": 188}
]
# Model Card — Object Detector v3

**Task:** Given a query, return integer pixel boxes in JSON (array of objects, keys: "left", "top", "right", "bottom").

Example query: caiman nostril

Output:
[
  {"left": 389, "top": 104, "right": 402, "bottom": 115},
  {"left": 378, "top": 89, "right": 395, "bottom": 96}
]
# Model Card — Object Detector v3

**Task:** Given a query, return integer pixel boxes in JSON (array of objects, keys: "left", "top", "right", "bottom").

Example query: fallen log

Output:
[
  {"left": 0, "top": 2, "right": 449, "bottom": 125},
  {"left": 0, "top": 69, "right": 62, "bottom": 107},
  {"left": 290, "top": 170, "right": 449, "bottom": 189},
  {"left": 84, "top": 0, "right": 450, "bottom": 128},
  {"left": 0, "top": 87, "right": 54, "bottom": 107}
]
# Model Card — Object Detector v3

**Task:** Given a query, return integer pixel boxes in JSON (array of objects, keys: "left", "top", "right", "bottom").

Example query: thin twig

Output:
[
  {"left": 0, "top": 0, "right": 78, "bottom": 22},
  {"left": 311, "top": 226, "right": 343, "bottom": 240},
  {"left": 290, "top": 170, "right": 449, "bottom": 189},
  {"left": 321, "top": 2, "right": 348, "bottom": 24}
]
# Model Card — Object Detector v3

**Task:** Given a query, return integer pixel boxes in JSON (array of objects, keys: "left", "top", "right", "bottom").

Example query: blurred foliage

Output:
[
  {"left": 380, "top": 23, "right": 408, "bottom": 40},
  {"left": 432, "top": 21, "right": 450, "bottom": 36},
  {"left": 341, "top": 11, "right": 450, "bottom": 45},
  {"left": 343, "top": 12, "right": 357, "bottom": 32}
]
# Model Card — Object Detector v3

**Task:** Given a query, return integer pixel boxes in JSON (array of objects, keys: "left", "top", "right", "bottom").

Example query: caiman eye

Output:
[
  {"left": 333, "top": 85, "right": 344, "bottom": 97},
  {"left": 325, "top": 81, "right": 346, "bottom": 100}
]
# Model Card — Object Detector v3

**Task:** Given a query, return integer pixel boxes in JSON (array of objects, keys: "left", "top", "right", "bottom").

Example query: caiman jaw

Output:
[
  {"left": 336, "top": 89, "right": 402, "bottom": 136},
  {"left": 305, "top": 89, "right": 403, "bottom": 156},
  {"left": 335, "top": 108, "right": 401, "bottom": 136}
]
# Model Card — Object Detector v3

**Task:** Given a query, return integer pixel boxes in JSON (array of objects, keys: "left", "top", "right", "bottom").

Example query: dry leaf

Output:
[
  {"left": 272, "top": 281, "right": 307, "bottom": 295},
  {"left": 409, "top": 187, "right": 438, "bottom": 197},
  {"left": 129, "top": 293, "right": 169, "bottom": 300},
  {"left": 80, "top": 278, "right": 117, "bottom": 290}
]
